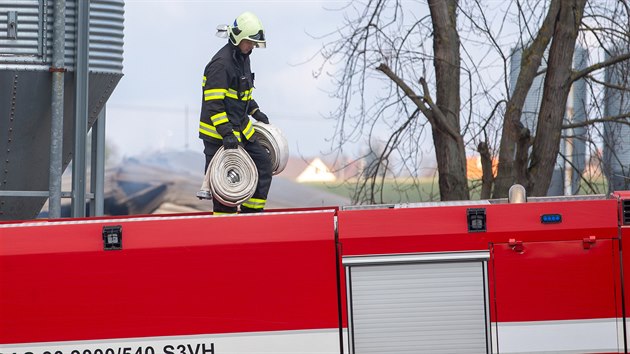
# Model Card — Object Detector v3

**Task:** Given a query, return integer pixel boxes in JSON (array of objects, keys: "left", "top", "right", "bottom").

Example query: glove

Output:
[
  {"left": 222, "top": 134, "right": 239, "bottom": 149},
  {"left": 252, "top": 110, "right": 269, "bottom": 124}
]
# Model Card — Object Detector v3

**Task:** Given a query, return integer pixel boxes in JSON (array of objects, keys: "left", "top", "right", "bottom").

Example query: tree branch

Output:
[
  {"left": 562, "top": 112, "right": 630, "bottom": 129},
  {"left": 376, "top": 63, "right": 461, "bottom": 141},
  {"left": 418, "top": 77, "right": 462, "bottom": 141},
  {"left": 375, "top": 63, "right": 431, "bottom": 117},
  {"left": 586, "top": 73, "right": 630, "bottom": 92},
  {"left": 571, "top": 52, "right": 630, "bottom": 83},
  {"left": 478, "top": 141, "right": 494, "bottom": 199},
  {"left": 493, "top": 0, "right": 561, "bottom": 198}
]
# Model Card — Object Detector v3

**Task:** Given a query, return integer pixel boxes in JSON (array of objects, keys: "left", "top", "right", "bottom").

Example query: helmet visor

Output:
[{"left": 249, "top": 30, "right": 266, "bottom": 48}]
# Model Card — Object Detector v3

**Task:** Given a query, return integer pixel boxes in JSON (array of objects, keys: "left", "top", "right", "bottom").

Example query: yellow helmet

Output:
[{"left": 229, "top": 12, "right": 266, "bottom": 48}]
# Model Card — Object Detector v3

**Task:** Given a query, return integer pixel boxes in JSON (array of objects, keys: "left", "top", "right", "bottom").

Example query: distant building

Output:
[
  {"left": 278, "top": 157, "right": 309, "bottom": 180},
  {"left": 296, "top": 158, "right": 337, "bottom": 183},
  {"left": 509, "top": 46, "right": 588, "bottom": 195},
  {"left": 466, "top": 156, "right": 498, "bottom": 180}
]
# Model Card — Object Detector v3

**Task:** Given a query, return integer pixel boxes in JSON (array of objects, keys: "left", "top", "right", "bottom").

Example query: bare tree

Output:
[{"left": 316, "top": 0, "right": 630, "bottom": 202}]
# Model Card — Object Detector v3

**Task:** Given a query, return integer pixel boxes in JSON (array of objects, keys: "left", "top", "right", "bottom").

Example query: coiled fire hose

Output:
[
  {"left": 197, "top": 123, "right": 289, "bottom": 206},
  {"left": 251, "top": 122, "right": 289, "bottom": 175},
  {"left": 197, "top": 146, "right": 258, "bottom": 207}
]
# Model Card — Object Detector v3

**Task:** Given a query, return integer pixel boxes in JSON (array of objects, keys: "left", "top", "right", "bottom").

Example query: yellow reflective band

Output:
[
  {"left": 225, "top": 88, "right": 253, "bottom": 101},
  {"left": 211, "top": 112, "right": 228, "bottom": 125},
  {"left": 213, "top": 212, "right": 237, "bottom": 215},
  {"left": 243, "top": 121, "right": 255, "bottom": 140},
  {"left": 199, "top": 122, "right": 222, "bottom": 139},
  {"left": 241, "top": 89, "right": 253, "bottom": 101},
  {"left": 242, "top": 197, "right": 266, "bottom": 209},
  {"left": 226, "top": 89, "right": 239, "bottom": 99},
  {"left": 242, "top": 203, "right": 264, "bottom": 210},
  {"left": 204, "top": 88, "right": 227, "bottom": 101},
  {"left": 199, "top": 122, "right": 243, "bottom": 142},
  {"left": 202, "top": 76, "right": 206, "bottom": 87}
]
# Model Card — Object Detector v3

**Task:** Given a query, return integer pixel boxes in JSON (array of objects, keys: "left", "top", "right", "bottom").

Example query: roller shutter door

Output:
[{"left": 345, "top": 253, "right": 490, "bottom": 354}]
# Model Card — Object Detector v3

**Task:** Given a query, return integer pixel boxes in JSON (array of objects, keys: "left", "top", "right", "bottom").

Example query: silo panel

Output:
[
  {"left": 0, "top": 0, "right": 44, "bottom": 63},
  {"left": 89, "top": 0, "right": 124, "bottom": 73},
  {"left": 43, "top": 0, "right": 76, "bottom": 67},
  {"left": 42, "top": 0, "right": 124, "bottom": 73},
  {"left": 0, "top": 0, "right": 124, "bottom": 219},
  {"left": 603, "top": 47, "right": 630, "bottom": 190}
]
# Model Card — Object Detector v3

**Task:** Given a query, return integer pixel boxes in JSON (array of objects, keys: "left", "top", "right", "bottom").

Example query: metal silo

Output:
[
  {"left": 509, "top": 48, "right": 545, "bottom": 137},
  {"left": 603, "top": 44, "right": 630, "bottom": 191},
  {"left": 0, "top": 0, "right": 124, "bottom": 220},
  {"left": 509, "top": 45, "right": 588, "bottom": 196}
]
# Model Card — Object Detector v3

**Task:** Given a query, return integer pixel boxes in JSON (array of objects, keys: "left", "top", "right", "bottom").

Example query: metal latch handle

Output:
[
  {"left": 583, "top": 236, "right": 596, "bottom": 250},
  {"left": 508, "top": 238, "right": 524, "bottom": 253},
  {"left": 7, "top": 11, "right": 17, "bottom": 39}
]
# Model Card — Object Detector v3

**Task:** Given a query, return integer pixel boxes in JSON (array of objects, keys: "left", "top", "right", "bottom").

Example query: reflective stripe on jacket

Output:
[{"left": 199, "top": 42, "right": 259, "bottom": 143}]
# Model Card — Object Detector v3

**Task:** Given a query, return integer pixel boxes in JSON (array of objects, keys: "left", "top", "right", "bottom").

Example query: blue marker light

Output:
[{"left": 541, "top": 214, "right": 562, "bottom": 224}]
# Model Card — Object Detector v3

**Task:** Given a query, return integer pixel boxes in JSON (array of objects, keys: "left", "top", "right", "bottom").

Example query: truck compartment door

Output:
[
  {"left": 491, "top": 239, "right": 621, "bottom": 353},
  {"left": 343, "top": 252, "right": 491, "bottom": 354}
]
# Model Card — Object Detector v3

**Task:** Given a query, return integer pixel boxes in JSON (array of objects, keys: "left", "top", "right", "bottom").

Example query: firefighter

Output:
[{"left": 199, "top": 11, "right": 272, "bottom": 214}]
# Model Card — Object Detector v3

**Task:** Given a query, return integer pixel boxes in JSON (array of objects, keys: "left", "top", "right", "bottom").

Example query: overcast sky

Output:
[{"left": 106, "top": 0, "right": 351, "bottom": 160}]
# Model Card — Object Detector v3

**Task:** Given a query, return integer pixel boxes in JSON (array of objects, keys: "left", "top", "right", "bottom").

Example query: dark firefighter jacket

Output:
[{"left": 199, "top": 42, "right": 259, "bottom": 144}]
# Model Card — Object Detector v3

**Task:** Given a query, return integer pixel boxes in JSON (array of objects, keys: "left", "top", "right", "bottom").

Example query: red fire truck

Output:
[{"left": 1, "top": 191, "right": 630, "bottom": 353}]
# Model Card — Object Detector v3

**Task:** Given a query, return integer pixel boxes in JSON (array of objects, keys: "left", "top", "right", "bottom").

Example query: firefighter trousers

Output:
[{"left": 203, "top": 139, "right": 272, "bottom": 214}]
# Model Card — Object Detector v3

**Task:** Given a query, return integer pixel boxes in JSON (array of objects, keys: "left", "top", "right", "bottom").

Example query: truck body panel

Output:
[
  {"left": 1, "top": 211, "right": 340, "bottom": 351},
  {"left": 2, "top": 195, "right": 629, "bottom": 353}
]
